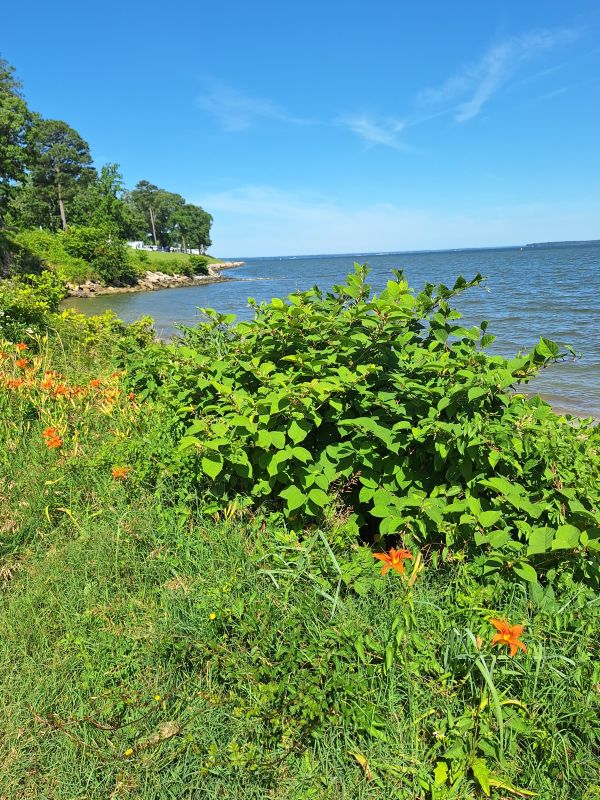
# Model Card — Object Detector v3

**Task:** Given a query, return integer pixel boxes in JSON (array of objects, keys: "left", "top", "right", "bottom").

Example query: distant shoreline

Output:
[
  {"left": 226, "top": 238, "right": 600, "bottom": 262},
  {"left": 66, "top": 261, "right": 244, "bottom": 298}
]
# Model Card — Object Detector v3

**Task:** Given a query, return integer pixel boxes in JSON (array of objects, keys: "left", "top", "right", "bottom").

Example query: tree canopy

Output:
[
  {"left": 28, "top": 118, "right": 95, "bottom": 230},
  {"left": 0, "top": 57, "right": 33, "bottom": 223},
  {"left": 129, "top": 180, "right": 212, "bottom": 251},
  {"left": 0, "top": 54, "right": 213, "bottom": 257}
]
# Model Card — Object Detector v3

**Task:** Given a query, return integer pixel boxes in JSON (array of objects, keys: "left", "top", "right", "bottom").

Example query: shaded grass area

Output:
[{"left": 0, "top": 334, "right": 598, "bottom": 799}]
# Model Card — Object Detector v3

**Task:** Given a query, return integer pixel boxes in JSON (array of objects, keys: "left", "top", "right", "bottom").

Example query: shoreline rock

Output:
[{"left": 66, "top": 261, "right": 244, "bottom": 298}]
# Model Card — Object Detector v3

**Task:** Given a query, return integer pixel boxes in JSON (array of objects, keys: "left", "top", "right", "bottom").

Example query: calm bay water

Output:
[{"left": 63, "top": 243, "right": 600, "bottom": 416}]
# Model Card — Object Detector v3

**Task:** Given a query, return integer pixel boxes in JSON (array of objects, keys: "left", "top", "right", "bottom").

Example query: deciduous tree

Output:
[
  {"left": 29, "top": 118, "right": 94, "bottom": 230},
  {"left": 0, "top": 57, "right": 32, "bottom": 225},
  {"left": 170, "top": 203, "right": 212, "bottom": 252}
]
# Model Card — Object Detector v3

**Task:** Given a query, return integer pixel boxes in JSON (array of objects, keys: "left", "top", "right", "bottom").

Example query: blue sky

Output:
[{"left": 3, "top": 0, "right": 600, "bottom": 256}]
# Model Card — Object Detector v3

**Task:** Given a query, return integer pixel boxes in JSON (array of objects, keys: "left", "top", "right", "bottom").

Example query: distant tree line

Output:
[{"left": 0, "top": 56, "right": 212, "bottom": 252}]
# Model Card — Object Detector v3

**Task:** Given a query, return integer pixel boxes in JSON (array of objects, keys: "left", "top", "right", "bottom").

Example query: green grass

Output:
[
  {"left": 127, "top": 249, "right": 220, "bottom": 277},
  {"left": 1, "top": 484, "right": 597, "bottom": 798},
  {"left": 0, "top": 324, "right": 598, "bottom": 799}
]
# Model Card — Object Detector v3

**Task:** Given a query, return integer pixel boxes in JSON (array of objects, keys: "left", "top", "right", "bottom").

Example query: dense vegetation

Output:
[
  {"left": 1, "top": 269, "right": 598, "bottom": 799},
  {"left": 0, "top": 55, "right": 213, "bottom": 287}
]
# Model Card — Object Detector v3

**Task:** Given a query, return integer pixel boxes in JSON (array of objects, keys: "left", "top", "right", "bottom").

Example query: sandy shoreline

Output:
[{"left": 66, "top": 261, "right": 244, "bottom": 298}]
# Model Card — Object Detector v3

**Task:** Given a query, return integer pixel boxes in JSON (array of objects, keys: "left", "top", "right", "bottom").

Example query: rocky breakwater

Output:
[{"left": 67, "top": 261, "right": 244, "bottom": 298}]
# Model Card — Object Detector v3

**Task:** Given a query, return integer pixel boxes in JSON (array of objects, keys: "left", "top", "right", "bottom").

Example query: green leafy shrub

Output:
[
  {"left": 62, "top": 225, "right": 136, "bottom": 285},
  {"left": 12, "top": 228, "right": 93, "bottom": 283},
  {"left": 0, "top": 271, "right": 66, "bottom": 340},
  {"left": 10, "top": 226, "right": 136, "bottom": 285},
  {"left": 54, "top": 308, "right": 155, "bottom": 352},
  {"left": 0, "top": 229, "right": 42, "bottom": 275},
  {"left": 125, "top": 266, "right": 600, "bottom": 585},
  {"left": 188, "top": 254, "right": 210, "bottom": 275}
]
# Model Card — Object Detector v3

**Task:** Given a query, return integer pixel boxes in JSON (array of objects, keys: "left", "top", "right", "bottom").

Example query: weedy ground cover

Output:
[{"left": 0, "top": 268, "right": 598, "bottom": 798}]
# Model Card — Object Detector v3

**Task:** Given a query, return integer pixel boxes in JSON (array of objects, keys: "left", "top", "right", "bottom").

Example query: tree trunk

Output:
[
  {"left": 56, "top": 169, "right": 67, "bottom": 230},
  {"left": 58, "top": 196, "right": 67, "bottom": 230},
  {"left": 149, "top": 206, "right": 158, "bottom": 246}
]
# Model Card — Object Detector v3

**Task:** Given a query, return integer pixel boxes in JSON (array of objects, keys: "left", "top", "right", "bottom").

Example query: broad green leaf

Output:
[
  {"left": 486, "top": 529, "right": 511, "bottom": 549},
  {"left": 291, "top": 446, "right": 312, "bottom": 463},
  {"left": 513, "top": 562, "right": 538, "bottom": 583},
  {"left": 371, "top": 504, "right": 395, "bottom": 519},
  {"left": 472, "top": 758, "right": 491, "bottom": 796},
  {"left": 267, "top": 450, "right": 289, "bottom": 477},
  {"left": 279, "top": 485, "right": 307, "bottom": 511},
  {"left": 482, "top": 477, "right": 524, "bottom": 497},
  {"left": 552, "top": 524, "right": 580, "bottom": 550},
  {"left": 488, "top": 449, "right": 501, "bottom": 468},
  {"left": 478, "top": 509, "right": 502, "bottom": 528},
  {"left": 257, "top": 429, "right": 273, "bottom": 449},
  {"left": 308, "top": 488, "right": 330, "bottom": 507},
  {"left": 202, "top": 453, "right": 223, "bottom": 480},
  {"left": 527, "top": 527, "right": 553, "bottom": 555},
  {"left": 230, "top": 414, "right": 257, "bottom": 432},
  {"left": 288, "top": 419, "right": 310, "bottom": 444},
  {"left": 468, "top": 386, "right": 488, "bottom": 402},
  {"left": 178, "top": 435, "right": 201, "bottom": 451},
  {"left": 423, "top": 503, "right": 444, "bottom": 525},
  {"left": 184, "top": 420, "right": 204, "bottom": 435},
  {"left": 536, "top": 337, "right": 559, "bottom": 358},
  {"left": 434, "top": 761, "right": 448, "bottom": 787},
  {"left": 270, "top": 430, "right": 286, "bottom": 450}
]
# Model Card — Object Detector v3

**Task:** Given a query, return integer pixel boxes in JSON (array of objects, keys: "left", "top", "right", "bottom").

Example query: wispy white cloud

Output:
[
  {"left": 198, "top": 80, "right": 313, "bottom": 131},
  {"left": 534, "top": 86, "right": 570, "bottom": 103},
  {"left": 419, "top": 27, "right": 578, "bottom": 122},
  {"left": 198, "top": 26, "right": 578, "bottom": 146},
  {"left": 338, "top": 115, "right": 409, "bottom": 150}
]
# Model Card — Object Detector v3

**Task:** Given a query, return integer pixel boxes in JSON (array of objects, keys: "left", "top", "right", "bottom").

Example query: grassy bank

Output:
[
  {"left": 1, "top": 268, "right": 598, "bottom": 798},
  {"left": 2, "top": 226, "right": 221, "bottom": 286},
  {"left": 126, "top": 248, "right": 220, "bottom": 278}
]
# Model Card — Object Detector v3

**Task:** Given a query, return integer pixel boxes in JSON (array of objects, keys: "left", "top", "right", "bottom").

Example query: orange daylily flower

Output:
[
  {"left": 490, "top": 619, "right": 527, "bottom": 657},
  {"left": 40, "top": 378, "right": 54, "bottom": 390},
  {"left": 45, "top": 436, "right": 63, "bottom": 449},
  {"left": 52, "top": 384, "right": 69, "bottom": 397},
  {"left": 112, "top": 466, "right": 131, "bottom": 480},
  {"left": 15, "top": 342, "right": 28, "bottom": 351},
  {"left": 15, "top": 358, "right": 29, "bottom": 369},
  {"left": 89, "top": 379, "right": 102, "bottom": 388},
  {"left": 7, "top": 378, "right": 24, "bottom": 389},
  {"left": 42, "top": 427, "right": 64, "bottom": 449},
  {"left": 373, "top": 547, "right": 414, "bottom": 576}
]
